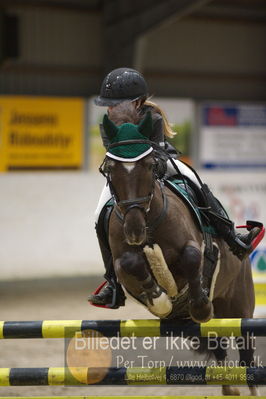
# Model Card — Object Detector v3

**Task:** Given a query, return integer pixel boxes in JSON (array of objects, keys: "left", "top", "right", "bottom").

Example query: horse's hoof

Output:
[
  {"left": 189, "top": 299, "right": 214, "bottom": 323},
  {"left": 249, "top": 386, "right": 260, "bottom": 396},
  {"left": 147, "top": 291, "right": 173, "bottom": 318},
  {"left": 222, "top": 385, "right": 241, "bottom": 396}
]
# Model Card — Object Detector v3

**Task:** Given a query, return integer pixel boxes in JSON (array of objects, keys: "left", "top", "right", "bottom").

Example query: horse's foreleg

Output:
[
  {"left": 181, "top": 240, "right": 213, "bottom": 323},
  {"left": 114, "top": 252, "right": 172, "bottom": 318}
]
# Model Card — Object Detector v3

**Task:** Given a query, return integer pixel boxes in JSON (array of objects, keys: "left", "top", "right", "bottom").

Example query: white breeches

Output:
[{"left": 95, "top": 159, "right": 201, "bottom": 223}]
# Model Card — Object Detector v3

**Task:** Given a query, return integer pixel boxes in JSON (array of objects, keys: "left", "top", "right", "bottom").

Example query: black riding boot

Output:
[
  {"left": 201, "top": 184, "right": 260, "bottom": 260},
  {"left": 88, "top": 206, "right": 126, "bottom": 308}
]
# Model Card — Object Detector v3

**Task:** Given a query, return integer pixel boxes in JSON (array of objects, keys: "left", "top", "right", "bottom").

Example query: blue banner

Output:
[{"left": 203, "top": 105, "right": 266, "bottom": 127}]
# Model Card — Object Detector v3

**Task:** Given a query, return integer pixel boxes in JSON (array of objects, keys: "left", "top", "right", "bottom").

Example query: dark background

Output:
[{"left": 0, "top": 0, "right": 265, "bottom": 100}]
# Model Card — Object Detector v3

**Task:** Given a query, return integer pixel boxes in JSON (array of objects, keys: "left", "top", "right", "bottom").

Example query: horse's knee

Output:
[
  {"left": 119, "top": 252, "right": 149, "bottom": 281},
  {"left": 115, "top": 251, "right": 172, "bottom": 318},
  {"left": 182, "top": 241, "right": 212, "bottom": 322},
  {"left": 181, "top": 241, "right": 202, "bottom": 279}
]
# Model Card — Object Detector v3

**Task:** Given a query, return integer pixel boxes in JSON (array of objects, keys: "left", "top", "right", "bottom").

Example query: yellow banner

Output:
[
  {"left": 0, "top": 96, "right": 84, "bottom": 171},
  {"left": 255, "top": 283, "right": 266, "bottom": 306}
]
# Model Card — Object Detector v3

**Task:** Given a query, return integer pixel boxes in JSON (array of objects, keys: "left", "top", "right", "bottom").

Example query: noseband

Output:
[{"left": 116, "top": 194, "right": 153, "bottom": 217}]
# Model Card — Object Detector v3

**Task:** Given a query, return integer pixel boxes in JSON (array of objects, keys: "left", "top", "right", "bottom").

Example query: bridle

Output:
[
  {"left": 99, "top": 140, "right": 175, "bottom": 238},
  {"left": 115, "top": 193, "right": 154, "bottom": 220},
  {"left": 99, "top": 140, "right": 156, "bottom": 222}
]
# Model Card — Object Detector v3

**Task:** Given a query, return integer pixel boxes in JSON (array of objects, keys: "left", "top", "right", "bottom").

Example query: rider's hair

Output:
[
  {"left": 142, "top": 99, "right": 176, "bottom": 138},
  {"left": 109, "top": 97, "right": 177, "bottom": 139},
  {"left": 108, "top": 101, "right": 139, "bottom": 126}
]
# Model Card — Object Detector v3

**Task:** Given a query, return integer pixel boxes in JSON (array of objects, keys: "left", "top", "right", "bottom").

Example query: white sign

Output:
[{"left": 199, "top": 103, "right": 266, "bottom": 169}]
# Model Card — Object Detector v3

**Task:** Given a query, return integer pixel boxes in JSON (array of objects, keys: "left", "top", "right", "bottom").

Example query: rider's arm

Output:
[
  {"left": 151, "top": 113, "right": 180, "bottom": 159},
  {"left": 151, "top": 114, "right": 165, "bottom": 145}
]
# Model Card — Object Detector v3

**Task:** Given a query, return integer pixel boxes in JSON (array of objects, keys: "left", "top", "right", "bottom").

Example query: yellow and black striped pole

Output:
[
  {"left": 0, "top": 366, "right": 265, "bottom": 386},
  {"left": 0, "top": 396, "right": 252, "bottom": 399},
  {"left": 0, "top": 318, "right": 266, "bottom": 339}
]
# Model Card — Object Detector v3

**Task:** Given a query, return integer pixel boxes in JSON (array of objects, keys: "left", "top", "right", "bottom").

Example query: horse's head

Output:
[
  {"left": 101, "top": 110, "right": 156, "bottom": 246},
  {"left": 103, "top": 153, "right": 156, "bottom": 245}
]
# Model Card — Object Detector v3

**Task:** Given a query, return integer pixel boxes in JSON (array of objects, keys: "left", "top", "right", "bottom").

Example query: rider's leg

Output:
[
  {"left": 165, "top": 159, "right": 201, "bottom": 188},
  {"left": 95, "top": 183, "right": 113, "bottom": 223},
  {"left": 89, "top": 184, "right": 126, "bottom": 307},
  {"left": 166, "top": 159, "right": 260, "bottom": 260}
]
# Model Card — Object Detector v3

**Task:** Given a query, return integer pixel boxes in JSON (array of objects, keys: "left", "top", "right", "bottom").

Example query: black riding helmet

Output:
[{"left": 94, "top": 67, "right": 148, "bottom": 106}]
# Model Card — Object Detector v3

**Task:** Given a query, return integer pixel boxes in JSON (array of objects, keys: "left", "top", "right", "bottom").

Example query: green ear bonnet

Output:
[{"left": 103, "top": 111, "right": 153, "bottom": 161}]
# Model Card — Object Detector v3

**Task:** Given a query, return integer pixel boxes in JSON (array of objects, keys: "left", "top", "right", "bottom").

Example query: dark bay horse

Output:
[{"left": 100, "top": 104, "right": 259, "bottom": 396}]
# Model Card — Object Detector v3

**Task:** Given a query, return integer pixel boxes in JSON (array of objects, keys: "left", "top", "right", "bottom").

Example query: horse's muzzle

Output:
[
  {"left": 124, "top": 224, "right": 147, "bottom": 246},
  {"left": 121, "top": 204, "right": 148, "bottom": 246}
]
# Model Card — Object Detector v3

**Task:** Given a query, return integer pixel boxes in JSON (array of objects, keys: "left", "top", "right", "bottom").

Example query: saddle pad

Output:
[{"left": 165, "top": 178, "right": 215, "bottom": 236}]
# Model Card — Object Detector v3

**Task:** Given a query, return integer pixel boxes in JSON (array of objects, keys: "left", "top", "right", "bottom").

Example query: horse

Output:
[{"left": 99, "top": 103, "right": 259, "bottom": 396}]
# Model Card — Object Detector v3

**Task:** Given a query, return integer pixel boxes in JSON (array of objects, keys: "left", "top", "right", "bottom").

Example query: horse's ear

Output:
[
  {"left": 102, "top": 114, "right": 119, "bottom": 140},
  {"left": 138, "top": 111, "right": 153, "bottom": 138}
]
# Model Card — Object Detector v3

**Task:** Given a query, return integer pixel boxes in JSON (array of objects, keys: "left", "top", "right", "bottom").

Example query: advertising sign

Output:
[
  {"left": 0, "top": 96, "right": 84, "bottom": 171},
  {"left": 199, "top": 103, "right": 266, "bottom": 169}
]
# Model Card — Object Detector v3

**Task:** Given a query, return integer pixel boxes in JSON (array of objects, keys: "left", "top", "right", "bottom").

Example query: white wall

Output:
[{"left": 0, "top": 172, "right": 105, "bottom": 280}]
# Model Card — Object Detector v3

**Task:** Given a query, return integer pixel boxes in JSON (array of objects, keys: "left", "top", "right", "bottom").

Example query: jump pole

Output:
[
  {"left": 0, "top": 396, "right": 256, "bottom": 399},
  {"left": 0, "top": 318, "right": 266, "bottom": 339},
  {"left": 0, "top": 366, "right": 266, "bottom": 386},
  {"left": 0, "top": 396, "right": 258, "bottom": 399}
]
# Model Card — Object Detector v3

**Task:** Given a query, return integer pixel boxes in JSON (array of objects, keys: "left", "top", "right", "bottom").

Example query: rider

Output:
[{"left": 89, "top": 67, "right": 261, "bottom": 308}]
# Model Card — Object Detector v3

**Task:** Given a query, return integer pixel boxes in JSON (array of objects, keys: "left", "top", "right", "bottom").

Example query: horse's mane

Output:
[{"left": 108, "top": 101, "right": 141, "bottom": 126}]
